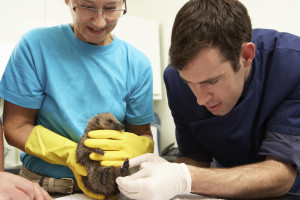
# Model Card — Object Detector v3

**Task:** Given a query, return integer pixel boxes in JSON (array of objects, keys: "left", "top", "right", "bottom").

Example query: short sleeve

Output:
[
  {"left": 267, "top": 100, "right": 300, "bottom": 135},
  {"left": 125, "top": 59, "right": 154, "bottom": 125},
  {"left": 0, "top": 36, "right": 44, "bottom": 108},
  {"left": 259, "top": 131, "right": 300, "bottom": 173}
]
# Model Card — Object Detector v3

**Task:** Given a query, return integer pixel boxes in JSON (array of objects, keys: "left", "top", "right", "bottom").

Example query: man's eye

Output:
[{"left": 208, "top": 79, "right": 218, "bottom": 84}]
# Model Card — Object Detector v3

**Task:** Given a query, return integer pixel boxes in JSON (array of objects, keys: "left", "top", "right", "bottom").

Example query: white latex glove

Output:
[{"left": 116, "top": 153, "right": 191, "bottom": 200}]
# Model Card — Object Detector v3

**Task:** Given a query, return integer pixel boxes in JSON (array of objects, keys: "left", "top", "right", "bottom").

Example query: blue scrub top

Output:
[{"left": 164, "top": 29, "right": 300, "bottom": 193}]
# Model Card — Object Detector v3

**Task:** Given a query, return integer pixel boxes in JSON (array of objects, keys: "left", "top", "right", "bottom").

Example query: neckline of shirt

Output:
[{"left": 64, "top": 24, "right": 121, "bottom": 56}]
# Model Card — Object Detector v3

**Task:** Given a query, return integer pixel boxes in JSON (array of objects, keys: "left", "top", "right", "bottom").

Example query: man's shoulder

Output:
[
  {"left": 163, "top": 65, "right": 196, "bottom": 102},
  {"left": 252, "top": 28, "right": 300, "bottom": 51},
  {"left": 252, "top": 28, "right": 298, "bottom": 39},
  {"left": 163, "top": 66, "right": 179, "bottom": 80},
  {"left": 163, "top": 66, "right": 184, "bottom": 89}
]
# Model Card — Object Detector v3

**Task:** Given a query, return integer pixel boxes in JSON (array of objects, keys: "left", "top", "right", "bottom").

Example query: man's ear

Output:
[
  {"left": 65, "top": 0, "right": 69, "bottom": 5},
  {"left": 241, "top": 42, "right": 255, "bottom": 68}
]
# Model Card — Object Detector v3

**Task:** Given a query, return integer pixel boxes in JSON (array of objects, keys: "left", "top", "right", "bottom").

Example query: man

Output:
[{"left": 116, "top": 0, "right": 300, "bottom": 199}]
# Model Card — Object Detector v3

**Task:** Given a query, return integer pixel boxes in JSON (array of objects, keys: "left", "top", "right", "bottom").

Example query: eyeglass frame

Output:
[{"left": 70, "top": 0, "right": 127, "bottom": 19}]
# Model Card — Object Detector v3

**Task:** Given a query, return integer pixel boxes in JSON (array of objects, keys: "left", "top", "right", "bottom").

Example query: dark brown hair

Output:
[{"left": 169, "top": 0, "right": 252, "bottom": 71}]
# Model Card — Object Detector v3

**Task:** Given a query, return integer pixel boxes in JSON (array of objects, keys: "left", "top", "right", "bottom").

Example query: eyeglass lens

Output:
[{"left": 72, "top": 0, "right": 126, "bottom": 19}]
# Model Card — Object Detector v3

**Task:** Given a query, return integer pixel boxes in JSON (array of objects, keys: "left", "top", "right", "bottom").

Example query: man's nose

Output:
[{"left": 192, "top": 84, "right": 211, "bottom": 106}]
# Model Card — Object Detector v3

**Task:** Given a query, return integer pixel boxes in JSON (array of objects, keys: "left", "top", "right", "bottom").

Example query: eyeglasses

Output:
[{"left": 70, "top": 0, "right": 127, "bottom": 20}]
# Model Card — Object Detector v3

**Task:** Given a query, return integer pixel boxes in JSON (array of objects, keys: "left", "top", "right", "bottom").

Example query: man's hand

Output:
[
  {"left": 116, "top": 153, "right": 192, "bottom": 200},
  {"left": 84, "top": 130, "right": 154, "bottom": 166},
  {"left": 0, "top": 171, "right": 53, "bottom": 200}
]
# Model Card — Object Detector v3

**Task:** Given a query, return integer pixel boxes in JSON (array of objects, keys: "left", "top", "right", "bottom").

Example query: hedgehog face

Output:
[{"left": 94, "top": 113, "right": 124, "bottom": 131}]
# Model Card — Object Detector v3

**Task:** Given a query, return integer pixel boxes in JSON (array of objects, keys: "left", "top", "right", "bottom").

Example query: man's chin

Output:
[{"left": 208, "top": 107, "right": 231, "bottom": 116}]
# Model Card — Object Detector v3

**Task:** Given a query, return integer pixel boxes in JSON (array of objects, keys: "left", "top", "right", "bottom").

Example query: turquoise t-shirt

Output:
[{"left": 0, "top": 24, "right": 153, "bottom": 178}]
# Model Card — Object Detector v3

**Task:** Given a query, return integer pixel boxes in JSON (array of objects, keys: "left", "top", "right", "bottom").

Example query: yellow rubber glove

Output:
[
  {"left": 84, "top": 130, "right": 154, "bottom": 167},
  {"left": 25, "top": 125, "right": 106, "bottom": 200}
]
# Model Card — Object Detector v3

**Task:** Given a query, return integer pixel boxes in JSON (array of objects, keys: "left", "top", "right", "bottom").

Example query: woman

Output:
[{"left": 0, "top": 0, "right": 154, "bottom": 199}]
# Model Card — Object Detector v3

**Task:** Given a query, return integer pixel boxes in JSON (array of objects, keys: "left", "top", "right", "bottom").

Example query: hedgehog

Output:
[{"left": 76, "top": 112, "right": 129, "bottom": 197}]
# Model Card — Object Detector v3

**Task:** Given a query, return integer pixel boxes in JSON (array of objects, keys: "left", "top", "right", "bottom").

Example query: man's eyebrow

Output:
[
  {"left": 179, "top": 74, "right": 223, "bottom": 84},
  {"left": 179, "top": 75, "right": 190, "bottom": 83}
]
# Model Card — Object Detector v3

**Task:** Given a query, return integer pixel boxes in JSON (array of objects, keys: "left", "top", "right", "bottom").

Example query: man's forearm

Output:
[
  {"left": 176, "top": 156, "right": 210, "bottom": 168},
  {"left": 188, "top": 157, "right": 296, "bottom": 199}
]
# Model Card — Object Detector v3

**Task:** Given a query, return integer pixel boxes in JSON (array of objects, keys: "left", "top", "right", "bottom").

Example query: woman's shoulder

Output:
[
  {"left": 116, "top": 37, "right": 150, "bottom": 62},
  {"left": 22, "top": 24, "right": 70, "bottom": 42}
]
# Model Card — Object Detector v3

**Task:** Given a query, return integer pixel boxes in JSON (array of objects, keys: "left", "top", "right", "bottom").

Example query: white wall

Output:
[{"left": 241, "top": 0, "right": 300, "bottom": 36}]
